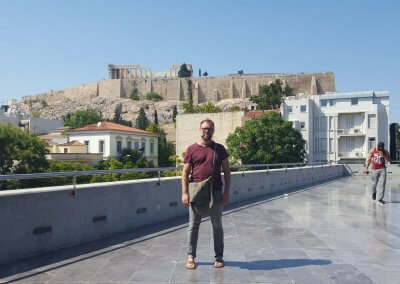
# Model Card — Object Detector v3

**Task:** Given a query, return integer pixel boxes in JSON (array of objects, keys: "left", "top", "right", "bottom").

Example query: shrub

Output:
[{"left": 145, "top": 92, "right": 163, "bottom": 101}]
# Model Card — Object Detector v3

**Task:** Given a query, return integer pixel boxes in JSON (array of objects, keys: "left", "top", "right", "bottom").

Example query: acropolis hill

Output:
[{"left": 15, "top": 65, "right": 336, "bottom": 125}]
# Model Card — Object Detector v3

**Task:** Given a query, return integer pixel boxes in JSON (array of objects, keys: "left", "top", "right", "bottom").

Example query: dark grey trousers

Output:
[
  {"left": 187, "top": 201, "right": 224, "bottom": 260},
  {"left": 372, "top": 168, "right": 387, "bottom": 201}
]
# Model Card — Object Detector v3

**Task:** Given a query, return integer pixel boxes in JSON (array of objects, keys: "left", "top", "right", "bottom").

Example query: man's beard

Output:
[{"left": 201, "top": 133, "right": 212, "bottom": 141}]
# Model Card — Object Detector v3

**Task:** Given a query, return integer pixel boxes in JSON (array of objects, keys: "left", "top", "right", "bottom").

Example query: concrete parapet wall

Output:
[
  {"left": 0, "top": 164, "right": 345, "bottom": 264},
  {"left": 175, "top": 111, "right": 245, "bottom": 159}
]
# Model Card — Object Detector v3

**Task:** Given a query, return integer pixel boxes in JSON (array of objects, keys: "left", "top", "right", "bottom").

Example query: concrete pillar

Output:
[
  {"left": 241, "top": 79, "right": 247, "bottom": 99},
  {"left": 194, "top": 81, "right": 199, "bottom": 104},
  {"left": 212, "top": 89, "right": 218, "bottom": 102},
  {"left": 311, "top": 76, "right": 318, "bottom": 96},
  {"left": 230, "top": 80, "right": 234, "bottom": 99},
  {"left": 255, "top": 82, "right": 260, "bottom": 96}
]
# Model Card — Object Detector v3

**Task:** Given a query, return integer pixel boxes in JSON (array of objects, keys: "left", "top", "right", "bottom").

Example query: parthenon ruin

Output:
[{"left": 108, "top": 64, "right": 193, "bottom": 79}]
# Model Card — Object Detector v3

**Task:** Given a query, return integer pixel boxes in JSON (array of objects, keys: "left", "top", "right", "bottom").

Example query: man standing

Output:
[
  {"left": 181, "top": 119, "right": 231, "bottom": 269},
  {"left": 365, "top": 141, "right": 391, "bottom": 205}
]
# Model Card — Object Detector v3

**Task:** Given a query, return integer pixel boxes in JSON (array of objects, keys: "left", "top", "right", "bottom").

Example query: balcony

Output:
[
  {"left": 337, "top": 128, "right": 365, "bottom": 136},
  {"left": 338, "top": 151, "right": 367, "bottom": 159}
]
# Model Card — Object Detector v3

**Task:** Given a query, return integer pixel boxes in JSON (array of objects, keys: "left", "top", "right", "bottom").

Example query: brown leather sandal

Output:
[
  {"left": 185, "top": 258, "right": 196, "bottom": 269},
  {"left": 214, "top": 259, "right": 225, "bottom": 268}
]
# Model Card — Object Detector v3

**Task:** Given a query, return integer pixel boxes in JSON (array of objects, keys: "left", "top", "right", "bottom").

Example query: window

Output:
[
  {"left": 321, "top": 100, "right": 328, "bottom": 107},
  {"left": 150, "top": 142, "right": 154, "bottom": 154},
  {"left": 369, "top": 137, "right": 376, "bottom": 151},
  {"left": 320, "top": 116, "right": 327, "bottom": 132},
  {"left": 329, "top": 99, "right": 336, "bottom": 106},
  {"left": 287, "top": 106, "right": 293, "bottom": 113},
  {"left": 300, "top": 105, "right": 307, "bottom": 112},
  {"left": 141, "top": 142, "right": 146, "bottom": 153},
  {"left": 117, "top": 141, "right": 122, "bottom": 154},
  {"left": 64, "top": 148, "right": 68, "bottom": 153},
  {"left": 127, "top": 141, "right": 132, "bottom": 149},
  {"left": 320, "top": 138, "right": 327, "bottom": 153},
  {"left": 329, "top": 116, "right": 334, "bottom": 131},
  {"left": 314, "top": 117, "right": 319, "bottom": 132},
  {"left": 314, "top": 138, "right": 320, "bottom": 153},
  {"left": 368, "top": 114, "right": 376, "bottom": 129},
  {"left": 346, "top": 138, "right": 355, "bottom": 152},
  {"left": 300, "top": 121, "right": 305, "bottom": 129},
  {"left": 329, "top": 138, "right": 334, "bottom": 153},
  {"left": 99, "top": 141, "right": 104, "bottom": 153},
  {"left": 346, "top": 116, "right": 354, "bottom": 129},
  {"left": 351, "top": 98, "right": 358, "bottom": 105},
  {"left": 84, "top": 141, "right": 89, "bottom": 146}
]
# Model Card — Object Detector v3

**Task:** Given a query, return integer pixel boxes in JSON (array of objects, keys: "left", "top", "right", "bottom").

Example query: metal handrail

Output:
[{"left": 0, "top": 162, "right": 329, "bottom": 181}]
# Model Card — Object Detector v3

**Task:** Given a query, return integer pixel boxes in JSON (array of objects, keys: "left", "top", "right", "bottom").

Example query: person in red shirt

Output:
[
  {"left": 364, "top": 141, "right": 391, "bottom": 205},
  {"left": 181, "top": 119, "right": 231, "bottom": 269}
]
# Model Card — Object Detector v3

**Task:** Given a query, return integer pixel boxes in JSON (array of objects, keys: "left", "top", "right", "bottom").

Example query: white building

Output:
[
  {"left": 1, "top": 103, "right": 63, "bottom": 134},
  {"left": 281, "top": 91, "right": 390, "bottom": 163},
  {"left": 67, "top": 121, "right": 159, "bottom": 164}
]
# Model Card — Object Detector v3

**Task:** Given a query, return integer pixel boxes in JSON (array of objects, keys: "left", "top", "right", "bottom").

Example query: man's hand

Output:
[
  {"left": 182, "top": 192, "right": 190, "bottom": 207},
  {"left": 222, "top": 191, "right": 229, "bottom": 205}
]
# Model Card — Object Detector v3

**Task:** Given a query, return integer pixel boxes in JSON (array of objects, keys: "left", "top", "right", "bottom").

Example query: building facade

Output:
[
  {"left": 44, "top": 140, "right": 104, "bottom": 166},
  {"left": 281, "top": 91, "right": 390, "bottom": 163},
  {"left": 67, "top": 121, "right": 159, "bottom": 164}
]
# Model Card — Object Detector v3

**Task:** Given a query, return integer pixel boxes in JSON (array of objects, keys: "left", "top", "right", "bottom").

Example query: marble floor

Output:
[{"left": 1, "top": 174, "right": 400, "bottom": 283}]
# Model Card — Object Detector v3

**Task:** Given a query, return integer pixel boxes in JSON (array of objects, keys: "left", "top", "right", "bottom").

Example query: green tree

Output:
[
  {"left": 146, "top": 122, "right": 176, "bottom": 167},
  {"left": 183, "top": 79, "right": 194, "bottom": 113},
  {"left": 226, "top": 113, "right": 306, "bottom": 164},
  {"left": 64, "top": 109, "right": 102, "bottom": 129},
  {"left": 172, "top": 105, "right": 178, "bottom": 123},
  {"left": 229, "top": 106, "right": 241, "bottom": 112},
  {"left": 47, "top": 161, "right": 92, "bottom": 186},
  {"left": 0, "top": 123, "right": 49, "bottom": 190},
  {"left": 194, "top": 102, "right": 222, "bottom": 113},
  {"left": 250, "top": 79, "right": 293, "bottom": 110},
  {"left": 112, "top": 105, "right": 132, "bottom": 127},
  {"left": 154, "top": 109, "right": 159, "bottom": 125},
  {"left": 92, "top": 149, "right": 156, "bottom": 182},
  {"left": 136, "top": 107, "right": 149, "bottom": 130},
  {"left": 129, "top": 87, "right": 140, "bottom": 100},
  {"left": 112, "top": 104, "right": 122, "bottom": 124},
  {"left": 145, "top": 92, "right": 163, "bottom": 101},
  {"left": 178, "top": 63, "right": 192, "bottom": 78}
]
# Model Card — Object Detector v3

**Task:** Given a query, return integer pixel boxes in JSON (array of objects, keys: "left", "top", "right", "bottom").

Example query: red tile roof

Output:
[
  {"left": 67, "top": 121, "right": 158, "bottom": 136},
  {"left": 43, "top": 139, "right": 57, "bottom": 146},
  {"left": 59, "top": 140, "right": 86, "bottom": 146}
]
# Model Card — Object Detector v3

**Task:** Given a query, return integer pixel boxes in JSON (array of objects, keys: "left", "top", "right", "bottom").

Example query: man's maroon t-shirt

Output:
[{"left": 184, "top": 141, "right": 229, "bottom": 191}]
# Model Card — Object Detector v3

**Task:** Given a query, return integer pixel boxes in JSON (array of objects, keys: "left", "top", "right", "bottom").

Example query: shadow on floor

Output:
[
  {"left": 0, "top": 177, "right": 346, "bottom": 282},
  {"left": 197, "top": 258, "right": 332, "bottom": 270}
]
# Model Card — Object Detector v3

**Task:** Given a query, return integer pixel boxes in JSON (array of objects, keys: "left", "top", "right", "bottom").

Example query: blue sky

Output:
[{"left": 0, "top": 0, "right": 399, "bottom": 122}]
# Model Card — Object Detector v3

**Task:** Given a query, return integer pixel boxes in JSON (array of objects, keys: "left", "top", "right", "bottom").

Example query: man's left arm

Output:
[
  {"left": 384, "top": 150, "right": 392, "bottom": 163},
  {"left": 221, "top": 158, "right": 231, "bottom": 205}
]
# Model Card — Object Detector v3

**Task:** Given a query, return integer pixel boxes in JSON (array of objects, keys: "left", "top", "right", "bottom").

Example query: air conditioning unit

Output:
[
  {"left": 338, "top": 153, "right": 343, "bottom": 157},
  {"left": 354, "top": 128, "right": 360, "bottom": 133},
  {"left": 355, "top": 152, "right": 362, "bottom": 157},
  {"left": 338, "top": 129, "right": 344, "bottom": 134}
]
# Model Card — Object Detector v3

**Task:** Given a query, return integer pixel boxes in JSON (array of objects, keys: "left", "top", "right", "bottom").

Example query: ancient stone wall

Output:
[{"left": 22, "top": 72, "right": 335, "bottom": 105}]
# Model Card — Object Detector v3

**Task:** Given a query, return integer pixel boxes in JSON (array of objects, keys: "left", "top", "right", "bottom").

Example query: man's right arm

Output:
[
  {"left": 181, "top": 163, "right": 192, "bottom": 206},
  {"left": 365, "top": 150, "right": 373, "bottom": 173}
]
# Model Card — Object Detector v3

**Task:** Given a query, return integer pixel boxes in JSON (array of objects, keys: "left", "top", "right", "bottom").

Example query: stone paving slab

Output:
[{"left": 1, "top": 175, "right": 400, "bottom": 283}]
